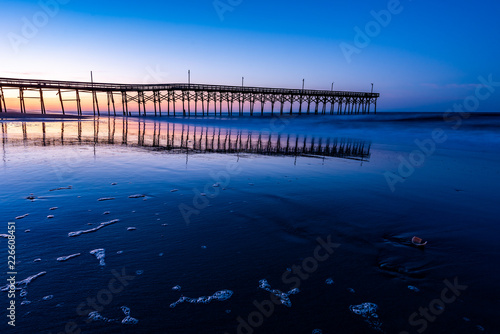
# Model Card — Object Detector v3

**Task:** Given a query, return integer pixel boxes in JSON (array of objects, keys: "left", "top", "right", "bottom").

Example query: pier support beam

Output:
[
  {"left": 279, "top": 95, "right": 285, "bottom": 115},
  {"left": 173, "top": 91, "right": 176, "bottom": 116},
  {"left": 201, "top": 92, "right": 205, "bottom": 116},
  {"left": 154, "top": 91, "right": 161, "bottom": 116},
  {"left": 94, "top": 92, "right": 100, "bottom": 116},
  {"left": 194, "top": 92, "right": 198, "bottom": 116},
  {"left": 208, "top": 92, "right": 213, "bottom": 116},
  {"left": 219, "top": 92, "right": 223, "bottom": 116},
  {"left": 249, "top": 94, "right": 255, "bottom": 116},
  {"left": 111, "top": 92, "right": 116, "bottom": 116},
  {"left": 181, "top": 91, "right": 186, "bottom": 116},
  {"left": 76, "top": 90, "right": 82, "bottom": 116},
  {"left": 121, "top": 91, "right": 128, "bottom": 116},
  {"left": 137, "top": 91, "right": 146, "bottom": 116},
  {"left": 58, "top": 89, "right": 65, "bottom": 115},
  {"left": 19, "top": 88, "right": 26, "bottom": 113},
  {"left": 230, "top": 93, "right": 235, "bottom": 116},
  {"left": 39, "top": 89, "right": 46, "bottom": 114},
  {"left": 214, "top": 92, "right": 217, "bottom": 116},
  {"left": 167, "top": 91, "right": 171, "bottom": 116},
  {"left": 260, "top": 96, "right": 266, "bottom": 116},
  {"left": 107, "top": 92, "right": 116, "bottom": 116},
  {"left": 238, "top": 93, "right": 241, "bottom": 115},
  {"left": 0, "top": 87, "right": 7, "bottom": 112}
]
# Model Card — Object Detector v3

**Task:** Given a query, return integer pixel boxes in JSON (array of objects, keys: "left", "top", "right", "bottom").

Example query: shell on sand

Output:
[{"left": 411, "top": 236, "right": 427, "bottom": 247}]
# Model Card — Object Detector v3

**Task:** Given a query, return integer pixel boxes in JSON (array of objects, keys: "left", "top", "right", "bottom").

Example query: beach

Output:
[{"left": 1, "top": 113, "right": 499, "bottom": 334}]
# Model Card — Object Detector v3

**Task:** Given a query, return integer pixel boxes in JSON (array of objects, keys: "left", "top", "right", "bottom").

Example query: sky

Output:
[{"left": 1, "top": 0, "right": 500, "bottom": 112}]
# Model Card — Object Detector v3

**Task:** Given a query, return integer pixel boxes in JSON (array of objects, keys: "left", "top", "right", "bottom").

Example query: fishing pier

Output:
[{"left": 0, "top": 77, "right": 379, "bottom": 116}]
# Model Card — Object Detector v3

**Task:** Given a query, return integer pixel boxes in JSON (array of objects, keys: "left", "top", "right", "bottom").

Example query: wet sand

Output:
[
  {"left": 0, "top": 114, "right": 499, "bottom": 334},
  {"left": 0, "top": 112, "right": 89, "bottom": 119}
]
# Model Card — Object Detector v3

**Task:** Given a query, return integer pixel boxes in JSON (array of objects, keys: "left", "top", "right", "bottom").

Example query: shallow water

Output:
[{"left": 0, "top": 113, "right": 499, "bottom": 334}]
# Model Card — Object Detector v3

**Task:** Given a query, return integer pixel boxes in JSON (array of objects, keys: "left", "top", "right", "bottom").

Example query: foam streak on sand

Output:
[
  {"left": 68, "top": 219, "right": 120, "bottom": 237},
  {"left": 50, "top": 186, "right": 72, "bottom": 191},
  {"left": 121, "top": 306, "right": 139, "bottom": 325},
  {"left": 258, "top": 279, "right": 300, "bottom": 307},
  {"left": 169, "top": 290, "right": 233, "bottom": 308},
  {"left": 88, "top": 311, "right": 113, "bottom": 323},
  {"left": 128, "top": 194, "right": 145, "bottom": 198},
  {"left": 349, "top": 302, "right": 383, "bottom": 331},
  {"left": 98, "top": 197, "right": 115, "bottom": 201},
  {"left": 57, "top": 253, "right": 81, "bottom": 262},
  {"left": 87, "top": 306, "right": 139, "bottom": 325},
  {"left": 90, "top": 249, "right": 106, "bottom": 266},
  {"left": 1, "top": 272, "right": 47, "bottom": 291}
]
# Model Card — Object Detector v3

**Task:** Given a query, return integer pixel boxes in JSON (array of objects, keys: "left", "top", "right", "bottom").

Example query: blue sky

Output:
[{"left": 1, "top": 0, "right": 500, "bottom": 111}]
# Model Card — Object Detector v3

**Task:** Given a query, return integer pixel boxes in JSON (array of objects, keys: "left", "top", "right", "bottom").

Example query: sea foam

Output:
[
  {"left": 258, "top": 279, "right": 300, "bottom": 307},
  {"left": 57, "top": 253, "right": 81, "bottom": 262},
  {"left": 68, "top": 219, "right": 120, "bottom": 237},
  {"left": 349, "top": 302, "right": 383, "bottom": 331},
  {"left": 90, "top": 249, "right": 106, "bottom": 266},
  {"left": 170, "top": 290, "right": 233, "bottom": 308}
]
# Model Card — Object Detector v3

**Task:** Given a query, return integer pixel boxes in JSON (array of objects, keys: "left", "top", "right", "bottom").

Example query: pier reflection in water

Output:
[{"left": 1, "top": 117, "right": 371, "bottom": 161}]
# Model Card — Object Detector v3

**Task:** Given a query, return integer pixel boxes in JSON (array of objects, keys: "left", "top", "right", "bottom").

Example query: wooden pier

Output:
[{"left": 0, "top": 77, "right": 379, "bottom": 116}]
